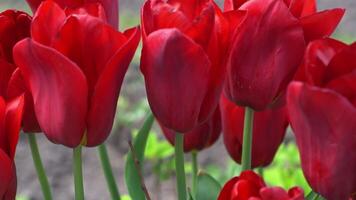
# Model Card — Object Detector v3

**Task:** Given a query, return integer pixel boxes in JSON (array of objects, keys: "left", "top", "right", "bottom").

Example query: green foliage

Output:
[
  {"left": 263, "top": 142, "right": 311, "bottom": 193},
  {"left": 16, "top": 196, "right": 29, "bottom": 200},
  {"left": 306, "top": 191, "right": 326, "bottom": 200},
  {"left": 125, "top": 113, "right": 154, "bottom": 200},
  {"left": 145, "top": 130, "right": 174, "bottom": 160},
  {"left": 196, "top": 172, "right": 222, "bottom": 200},
  {"left": 116, "top": 97, "right": 148, "bottom": 126}
]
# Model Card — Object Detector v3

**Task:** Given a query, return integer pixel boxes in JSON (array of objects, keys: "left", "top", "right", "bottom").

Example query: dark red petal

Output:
[
  {"left": 86, "top": 0, "right": 119, "bottom": 28},
  {"left": 7, "top": 68, "right": 41, "bottom": 133},
  {"left": 287, "top": 82, "right": 356, "bottom": 200},
  {"left": 52, "top": 15, "right": 127, "bottom": 96},
  {"left": 86, "top": 27, "right": 141, "bottom": 146},
  {"left": 259, "top": 187, "right": 289, "bottom": 200},
  {"left": 141, "top": 29, "right": 211, "bottom": 132},
  {"left": 26, "top": 0, "right": 44, "bottom": 13},
  {"left": 224, "top": 0, "right": 249, "bottom": 11},
  {"left": 141, "top": 0, "right": 155, "bottom": 39},
  {"left": 64, "top": 2, "right": 107, "bottom": 22},
  {"left": 167, "top": 0, "right": 209, "bottom": 19},
  {"left": 288, "top": 187, "right": 305, "bottom": 200},
  {"left": 31, "top": 1, "right": 66, "bottom": 46},
  {"left": 0, "top": 60, "right": 15, "bottom": 97},
  {"left": 299, "top": 0, "right": 316, "bottom": 17},
  {"left": 14, "top": 39, "right": 88, "bottom": 148},
  {"left": 326, "top": 71, "right": 356, "bottom": 106},
  {"left": 324, "top": 42, "right": 356, "bottom": 84},
  {"left": 218, "top": 177, "right": 240, "bottom": 200},
  {"left": 224, "top": 0, "right": 305, "bottom": 110},
  {"left": 233, "top": 179, "right": 261, "bottom": 199},
  {"left": 294, "top": 38, "right": 347, "bottom": 84},
  {"left": 287, "top": 0, "right": 317, "bottom": 18},
  {"left": 4, "top": 95, "right": 24, "bottom": 160},
  {"left": 0, "top": 150, "right": 12, "bottom": 198},
  {"left": 300, "top": 9, "right": 345, "bottom": 43},
  {"left": 160, "top": 106, "right": 221, "bottom": 152},
  {"left": 240, "top": 170, "right": 266, "bottom": 189},
  {"left": 220, "top": 94, "right": 288, "bottom": 168}
]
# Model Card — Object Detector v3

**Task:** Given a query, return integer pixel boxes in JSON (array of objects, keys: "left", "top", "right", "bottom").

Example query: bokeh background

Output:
[{"left": 0, "top": 0, "right": 355, "bottom": 199}]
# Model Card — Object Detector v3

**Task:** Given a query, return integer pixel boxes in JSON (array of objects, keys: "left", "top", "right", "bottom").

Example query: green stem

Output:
[
  {"left": 175, "top": 133, "right": 187, "bottom": 200},
  {"left": 191, "top": 151, "right": 198, "bottom": 198},
  {"left": 28, "top": 134, "right": 53, "bottom": 200},
  {"left": 73, "top": 145, "right": 84, "bottom": 200},
  {"left": 98, "top": 144, "right": 121, "bottom": 200},
  {"left": 241, "top": 107, "right": 254, "bottom": 171}
]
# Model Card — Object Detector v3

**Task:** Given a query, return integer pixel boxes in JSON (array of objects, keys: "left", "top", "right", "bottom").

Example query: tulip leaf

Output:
[
  {"left": 306, "top": 191, "right": 326, "bottom": 200},
  {"left": 125, "top": 112, "right": 155, "bottom": 200},
  {"left": 196, "top": 171, "right": 221, "bottom": 200}
]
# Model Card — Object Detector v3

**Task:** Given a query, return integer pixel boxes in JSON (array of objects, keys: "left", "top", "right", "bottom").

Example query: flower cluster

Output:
[{"left": 0, "top": 0, "right": 354, "bottom": 199}]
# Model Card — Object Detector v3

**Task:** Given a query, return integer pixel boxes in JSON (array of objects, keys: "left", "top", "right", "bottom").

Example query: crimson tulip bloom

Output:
[
  {"left": 0, "top": 96, "right": 24, "bottom": 200},
  {"left": 218, "top": 171, "right": 304, "bottom": 200},
  {"left": 141, "top": 0, "right": 245, "bottom": 132},
  {"left": 288, "top": 38, "right": 356, "bottom": 200},
  {"left": 25, "top": 0, "right": 118, "bottom": 28},
  {"left": 224, "top": 0, "right": 344, "bottom": 110},
  {"left": 160, "top": 107, "right": 221, "bottom": 152},
  {"left": 13, "top": 1, "right": 140, "bottom": 147},
  {"left": 220, "top": 94, "right": 288, "bottom": 168},
  {"left": 0, "top": 10, "right": 41, "bottom": 133}
]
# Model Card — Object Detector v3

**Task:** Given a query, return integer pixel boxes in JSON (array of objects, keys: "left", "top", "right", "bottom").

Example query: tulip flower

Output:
[
  {"left": 223, "top": 0, "right": 344, "bottom": 110},
  {"left": 287, "top": 38, "right": 356, "bottom": 200},
  {"left": 25, "top": 0, "right": 118, "bottom": 28},
  {"left": 13, "top": 1, "right": 140, "bottom": 147},
  {"left": 220, "top": 94, "right": 288, "bottom": 168},
  {"left": 218, "top": 170, "right": 304, "bottom": 200},
  {"left": 141, "top": 0, "right": 245, "bottom": 132},
  {"left": 0, "top": 10, "right": 41, "bottom": 133},
  {"left": 160, "top": 107, "right": 221, "bottom": 153},
  {"left": 0, "top": 95, "right": 24, "bottom": 200}
]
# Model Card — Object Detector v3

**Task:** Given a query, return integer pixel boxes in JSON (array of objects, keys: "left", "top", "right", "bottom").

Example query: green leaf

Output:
[
  {"left": 125, "top": 113, "right": 155, "bottom": 200},
  {"left": 306, "top": 191, "right": 326, "bottom": 200},
  {"left": 196, "top": 171, "right": 222, "bottom": 200}
]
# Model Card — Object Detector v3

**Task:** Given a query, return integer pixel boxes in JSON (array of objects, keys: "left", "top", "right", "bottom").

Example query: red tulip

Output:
[
  {"left": 0, "top": 95, "right": 24, "bottom": 200},
  {"left": 140, "top": 0, "right": 245, "bottom": 132},
  {"left": 25, "top": 0, "right": 118, "bottom": 28},
  {"left": 223, "top": 0, "right": 344, "bottom": 110},
  {"left": 218, "top": 170, "right": 304, "bottom": 200},
  {"left": 287, "top": 38, "right": 356, "bottom": 200},
  {"left": 13, "top": 1, "right": 140, "bottom": 147},
  {"left": 220, "top": 94, "right": 288, "bottom": 168},
  {"left": 160, "top": 107, "right": 221, "bottom": 152},
  {"left": 0, "top": 10, "right": 41, "bottom": 133}
]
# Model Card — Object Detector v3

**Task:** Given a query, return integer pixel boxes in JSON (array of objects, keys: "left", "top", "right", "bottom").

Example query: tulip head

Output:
[
  {"left": 288, "top": 38, "right": 356, "bottom": 200},
  {"left": 14, "top": 1, "right": 140, "bottom": 147},
  {"left": 218, "top": 170, "right": 304, "bottom": 200},
  {"left": 224, "top": 0, "right": 344, "bottom": 110}
]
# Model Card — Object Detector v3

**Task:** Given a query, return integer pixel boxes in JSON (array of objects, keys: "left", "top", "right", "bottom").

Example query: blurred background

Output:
[{"left": 0, "top": 0, "right": 355, "bottom": 199}]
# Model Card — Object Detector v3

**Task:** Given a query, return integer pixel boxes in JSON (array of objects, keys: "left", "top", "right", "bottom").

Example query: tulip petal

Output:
[
  {"left": 259, "top": 187, "right": 290, "bottom": 200},
  {"left": 52, "top": 15, "right": 127, "bottom": 95},
  {"left": 141, "top": 29, "right": 211, "bottom": 132},
  {"left": 287, "top": 82, "right": 356, "bottom": 200},
  {"left": 167, "top": 0, "right": 209, "bottom": 19},
  {"left": 224, "top": 0, "right": 305, "bottom": 110},
  {"left": 86, "top": 0, "right": 119, "bottom": 28},
  {"left": 14, "top": 39, "right": 88, "bottom": 147},
  {"left": 300, "top": 9, "right": 345, "bottom": 43},
  {"left": 224, "top": 0, "right": 249, "bottom": 11},
  {"left": 0, "top": 150, "right": 12, "bottom": 198},
  {"left": 64, "top": 2, "right": 107, "bottom": 22},
  {"left": 4, "top": 95, "right": 24, "bottom": 160},
  {"left": 220, "top": 94, "right": 288, "bottom": 168},
  {"left": 31, "top": 1, "right": 66, "bottom": 46},
  {"left": 287, "top": 0, "right": 316, "bottom": 18},
  {"left": 294, "top": 38, "right": 347, "bottom": 84},
  {"left": 7, "top": 68, "right": 41, "bottom": 133},
  {"left": 218, "top": 177, "right": 240, "bottom": 200},
  {"left": 161, "top": 107, "right": 221, "bottom": 152},
  {"left": 86, "top": 27, "right": 140, "bottom": 146},
  {"left": 324, "top": 42, "right": 356, "bottom": 84}
]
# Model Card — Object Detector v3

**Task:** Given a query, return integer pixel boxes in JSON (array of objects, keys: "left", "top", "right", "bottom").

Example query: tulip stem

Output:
[
  {"left": 73, "top": 145, "right": 84, "bottom": 200},
  {"left": 28, "top": 134, "right": 53, "bottom": 200},
  {"left": 98, "top": 144, "right": 121, "bottom": 200},
  {"left": 191, "top": 151, "right": 198, "bottom": 198},
  {"left": 175, "top": 133, "right": 187, "bottom": 200},
  {"left": 258, "top": 167, "right": 264, "bottom": 177},
  {"left": 241, "top": 107, "right": 254, "bottom": 171}
]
